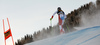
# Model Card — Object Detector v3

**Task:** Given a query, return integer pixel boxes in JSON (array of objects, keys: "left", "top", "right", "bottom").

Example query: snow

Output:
[{"left": 25, "top": 26, "right": 100, "bottom": 45}]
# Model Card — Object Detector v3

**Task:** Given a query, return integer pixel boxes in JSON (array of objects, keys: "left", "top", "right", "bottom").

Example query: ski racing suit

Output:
[{"left": 51, "top": 10, "right": 66, "bottom": 34}]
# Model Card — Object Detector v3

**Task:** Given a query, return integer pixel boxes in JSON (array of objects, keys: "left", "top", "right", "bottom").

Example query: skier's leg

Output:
[
  {"left": 59, "top": 20, "right": 65, "bottom": 34},
  {"left": 62, "top": 20, "right": 65, "bottom": 33},
  {"left": 59, "top": 25, "right": 64, "bottom": 34},
  {"left": 59, "top": 25, "right": 62, "bottom": 33},
  {"left": 58, "top": 15, "right": 63, "bottom": 34}
]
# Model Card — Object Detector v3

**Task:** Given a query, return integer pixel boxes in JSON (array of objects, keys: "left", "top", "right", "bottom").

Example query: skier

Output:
[{"left": 50, "top": 7, "right": 66, "bottom": 34}]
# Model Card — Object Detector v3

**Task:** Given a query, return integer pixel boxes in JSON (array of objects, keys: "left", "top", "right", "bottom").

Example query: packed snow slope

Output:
[{"left": 25, "top": 26, "right": 100, "bottom": 45}]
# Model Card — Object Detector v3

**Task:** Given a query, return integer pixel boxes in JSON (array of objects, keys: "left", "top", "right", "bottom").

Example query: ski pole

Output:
[
  {"left": 50, "top": 20, "right": 52, "bottom": 27},
  {"left": 50, "top": 20, "right": 53, "bottom": 31},
  {"left": 66, "top": 24, "right": 70, "bottom": 32},
  {"left": 64, "top": 20, "right": 70, "bottom": 32}
]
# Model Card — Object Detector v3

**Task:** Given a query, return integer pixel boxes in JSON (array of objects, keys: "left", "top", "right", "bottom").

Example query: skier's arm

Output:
[{"left": 50, "top": 11, "right": 57, "bottom": 20}]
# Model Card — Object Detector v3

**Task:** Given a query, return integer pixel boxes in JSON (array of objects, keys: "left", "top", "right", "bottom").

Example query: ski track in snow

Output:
[{"left": 25, "top": 26, "right": 100, "bottom": 45}]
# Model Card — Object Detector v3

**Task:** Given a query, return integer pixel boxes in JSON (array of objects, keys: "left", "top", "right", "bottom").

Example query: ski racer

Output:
[{"left": 50, "top": 7, "right": 66, "bottom": 34}]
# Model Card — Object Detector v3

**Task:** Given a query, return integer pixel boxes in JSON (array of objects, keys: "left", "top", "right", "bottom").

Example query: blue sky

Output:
[{"left": 0, "top": 0, "right": 96, "bottom": 45}]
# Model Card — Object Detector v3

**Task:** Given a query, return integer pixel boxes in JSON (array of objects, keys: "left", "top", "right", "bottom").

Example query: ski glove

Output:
[{"left": 50, "top": 18, "right": 53, "bottom": 20}]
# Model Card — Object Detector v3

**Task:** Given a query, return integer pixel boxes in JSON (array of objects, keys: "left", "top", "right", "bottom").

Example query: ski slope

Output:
[{"left": 25, "top": 26, "right": 100, "bottom": 45}]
